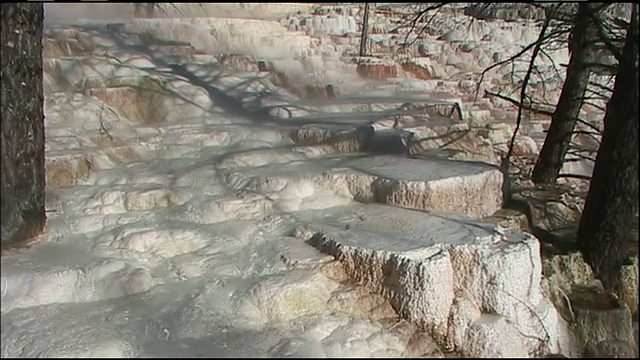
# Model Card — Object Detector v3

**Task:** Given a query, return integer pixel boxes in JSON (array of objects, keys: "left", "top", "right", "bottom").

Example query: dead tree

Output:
[
  {"left": 467, "top": 4, "right": 628, "bottom": 185},
  {"left": 531, "top": 3, "right": 600, "bottom": 185},
  {"left": 359, "top": 3, "right": 371, "bottom": 57},
  {"left": 576, "top": 4, "right": 639, "bottom": 292},
  {"left": 133, "top": 3, "right": 157, "bottom": 18},
  {"left": 0, "top": 4, "right": 46, "bottom": 248},
  {"left": 146, "top": 3, "right": 156, "bottom": 18}
]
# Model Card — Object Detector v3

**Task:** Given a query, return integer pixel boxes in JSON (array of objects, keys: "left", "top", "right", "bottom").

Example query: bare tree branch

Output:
[
  {"left": 485, "top": 90, "right": 554, "bottom": 115},
  {"left": 506, "top": 7, "right": 556, "bottom": 166},
  {"left": 485, "top": 90, "right": 603, "bottom": 135},
  {"left": 473, "top": 26, "right": 569, "bottom": 101},
  {"left": 400, "top": 2, "right": 449, "bottom": 48}
]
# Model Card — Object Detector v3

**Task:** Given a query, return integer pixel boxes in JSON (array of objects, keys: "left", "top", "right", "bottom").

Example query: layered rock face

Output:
[
  {"left": 356, "top": 58, "right": 398, "bottom": 79},
  {"left": 293, "top": 204, "right": 572, "bottom": 357}
]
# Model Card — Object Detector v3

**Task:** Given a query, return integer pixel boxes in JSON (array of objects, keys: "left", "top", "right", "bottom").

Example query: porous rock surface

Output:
[
  {"left": 4, "top": 3, "right": 631, "bottom": 358},
  {"left": 293, "top": 204, "right": 574, "bottom": 357}
]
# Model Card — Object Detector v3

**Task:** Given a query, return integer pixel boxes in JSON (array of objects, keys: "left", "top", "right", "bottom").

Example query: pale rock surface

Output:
[
  {"left": 44, "top": 92, "right": 145, "bottom": 186},
  {"left": 326, "top": 285, "right": 399, "bottom": 321},
  {"left": 541, "top": 251, "right": 595, "bottom": 321},
  {"left": 405, "top": 330, "right": 446, "bottom": 357},
  {"left": 288, "top": 110, "right": 511, "bottom": 166},
  {"left": 267, "top": 337, "right": 328, "bottom": 357},
  {"left": 484, "top": 123, "right": 539, "bottom": 157},
  {"left": 485, "top": 122, "right": 516, "bottom": 153},
  {"left": 223, "top": 154, "right": 503, "bottom": 218},
  {"left": 512, "top": 186, "right": 584, "bottom": 231},
  {"left": 217, "top": 147, "right": 308, "bottom": 169},
  {"left": 46, "top": 153, "right": 98, "bottom": 188},
  {"left": 95, "top": 226, "right": 214, "bottom": 258},
  {"left": 618, "top": 256, "right": 639, "bottom": 317},
  {"left": 463, "top": 314, "right": 540, "bottom": 357},
  {"left": 279, "top": 236, "right": 336, "bottom": 270},
  {"left": 356, "top": 57, "right": 399, "bottom": 79},
  {"left": 45, "top": 3, "right": 316, "bottom": 25},
  {"left": 248, "top": 269, "right": 340, "bottom": 322},
  {"left": 85, "top": 84, "right": 214, "bottom": 125},
  {"left": 512, "top": 135, "right": 539, "bottom": 156},
  {"left": 1, "top": 248, "right": 153, "bottom": 312},
  {"left": 482, "top": 208, "right": 530, "bottom": 230},
  {"left": 405, "top": 123, "right": 499, "bottom": 165},
  {"left": 303, "top": 15, "right": 358, "bottom": 36},
  {"left": 316, "top": 155, "right": 503, "bottom": 219},
  {"left": 560, "top": 154, "right": 596, "bottom": 181},
  {"left": 584, "top": 340, "right": 636, "bottom": 358},
  {"left": 45, "top": 93, "right": 133, "bottom": 133},
  {"left": 3, "top": 3, "right": 610, "bottom": 358},
  {"left": 294, "top": 204, "right": 566, "bottom": 357},
  {"left": 84, "top": 187, "right": 192, "bottom": 214},
  {"left": 401, "top": 58, "right": 447, "bottom": 80},
  {"left": 177, "top": 193, "right": 275, "bottom": 224},
  {"left": 570, "top": 285, "right": 636, "bottom": 356},
  {"left": 291, "top": 315, "right": 408, "bottom": 357},
  {"left": 317, "top": 318, "right": 407, "bottom": 357},
  {"left": 51, "top": 340, "right": 137, "bottom": 358},
  {"left": 291, "top": 124, "right": 372, "bottom": 153}
]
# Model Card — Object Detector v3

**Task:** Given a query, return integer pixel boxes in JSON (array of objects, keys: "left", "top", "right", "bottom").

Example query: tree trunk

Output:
[
  {"left": 146, "top": 3, "right": 156, "bottom": 18},
  {"left": 0, "top": 4, "right": 46, "bottom": 248},
  {"left": 576, "top": 4, "right": 639, "bottom": 292},
  {"left": 134, "top": 3, "right": 143, "bottom": 18},
  {"left": 531, "top": 3, "right": 598, "bottom": 185},
  {"left": 359, "top": 3, "right": 370, "bottom": 57}
]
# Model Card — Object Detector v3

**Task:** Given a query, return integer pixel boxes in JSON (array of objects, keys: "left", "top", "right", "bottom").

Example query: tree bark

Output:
[
  {"left": 0, "top": 4, "right": 46, "bottom": 247},
  {"left": 146, "top": 3, "right": 156, "bottom": 18},
  {"left": 576, "top": 4, "right": 639, "bottom": 292},
  {"left": 134, "top": 4, "right": 143, "bottom": 18},
  {"left": 531, "top": 3, "right": 598, "bottom": 185},
  {"left": 359, "top": 3, "right": 370, "bottom": 57}
]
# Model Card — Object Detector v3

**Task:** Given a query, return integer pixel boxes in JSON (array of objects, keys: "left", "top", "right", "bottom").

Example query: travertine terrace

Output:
[{"left": 2, "top": 3, "right": 634, "bottom": 358}]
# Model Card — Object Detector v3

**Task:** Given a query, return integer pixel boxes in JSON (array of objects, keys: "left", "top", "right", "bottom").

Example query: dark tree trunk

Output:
[
  {"left": 134, "top": 4, "right": 143, "bottom": 18},
  {"left": 531, "top": 3, "right": 598, "bottom": 185},
  {"left": 146, "top": 3, "right": 156, "bottom": 18},
  {"left": 359, "top": 3, "right": 370, "bottom": 57},
  {"left": 0, "top": 4, "right": 46, "bottom": 248},
  {"left": 576, "top": 4, "right": 639, "bottom": 292}
]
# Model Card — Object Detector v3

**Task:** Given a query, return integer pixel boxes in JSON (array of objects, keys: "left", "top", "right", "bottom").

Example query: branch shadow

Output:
[{"left": 43, "top": 22, "right": 513, "bottom": 231}]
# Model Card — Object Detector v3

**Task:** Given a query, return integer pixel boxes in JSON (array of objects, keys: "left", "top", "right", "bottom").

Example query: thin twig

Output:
[
  {"left": 485, "top": 90, "right": 604, "bottom": 135},
  {"left": 473, "top": 26, "right": 569, "bottom": 101},
  {"left": 98, "top": 103, "right": 114, "bottom": 140},
  {"left": 400, "top": 2, "right": 449, "bottom": 49},
  {"left": 506, "top": 7, "right": 555, "bottom": 172}
]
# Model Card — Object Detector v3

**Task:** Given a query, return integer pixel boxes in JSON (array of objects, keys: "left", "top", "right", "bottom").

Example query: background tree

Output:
[
  {"left": 134, "top": 3, "right": 156, "bottom": 18},
  {"left": 396, "top": 3, "right": 637, "bottom": 292},
  {"left": 530, "top": 3, "right": 630, "bottom": 185},
  {"left": 359, "top": 3, "right": 371, "bottom": 57},
  {"left": 134, "top": 3, "right": 142, "bottom": 17},
  {"left": 0, "top": 3, "right": 46, "bottom": 250},
  {"left": 146, "top": 3, "right": 156, "bottom": 18},
  {"left": 576, "top": 4, "right": 639, "bottom": 292},
  {"left": 454, "top": 4, "right": 630, "bottom": 186},
  {"left": 530, "top": 3, "right": 599, "bottom": 185}
]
